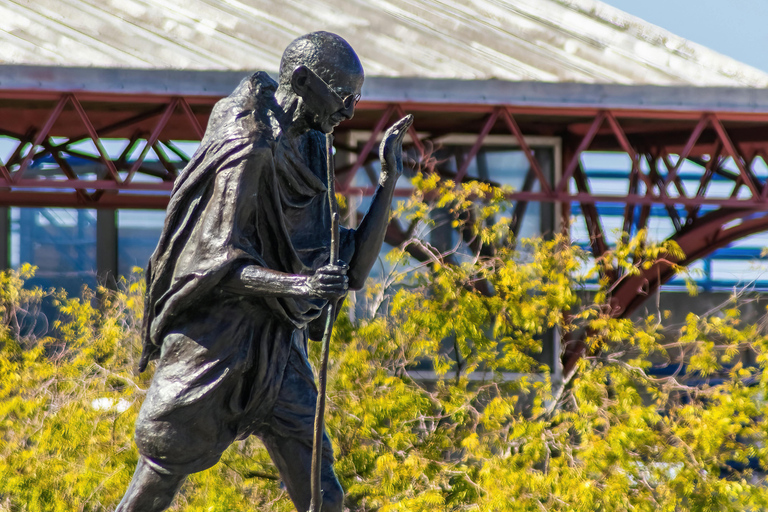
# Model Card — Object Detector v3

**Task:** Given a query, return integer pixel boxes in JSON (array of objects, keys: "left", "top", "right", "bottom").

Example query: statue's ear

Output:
[{"left": 291, "top": 65, "right": 311, "bottom": 97}]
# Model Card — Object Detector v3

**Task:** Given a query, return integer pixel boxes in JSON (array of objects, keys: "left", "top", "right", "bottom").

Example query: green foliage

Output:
[
  {"left": 3, "top": 178, "right": 768, "bottom": 510},
  {"left": 0, "top": 270, "right": 289, "bottom": 511}
]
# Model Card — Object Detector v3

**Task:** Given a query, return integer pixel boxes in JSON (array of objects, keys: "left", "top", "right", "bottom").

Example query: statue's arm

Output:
[
  {"left": 347, "top": 115, "right": 413, "bottom": 290},
  {"left": 215, "top": 146, "right": 348, "bottom": 301},
  {"left": 221, "top": 264, "right": 348, "bottom": 300}
]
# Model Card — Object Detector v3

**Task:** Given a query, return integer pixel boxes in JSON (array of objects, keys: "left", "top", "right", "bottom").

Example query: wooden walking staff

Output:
[{"left": 309, "top": 133, "right": 340, "bottom": 512}]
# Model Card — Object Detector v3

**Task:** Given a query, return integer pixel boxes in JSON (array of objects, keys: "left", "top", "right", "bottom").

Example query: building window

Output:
[
  {"left": 11, "top": 207, "right": 97, "bottom": 294},
  {"left": 117, "top": 210, "right": 166, "bottom": 278}
]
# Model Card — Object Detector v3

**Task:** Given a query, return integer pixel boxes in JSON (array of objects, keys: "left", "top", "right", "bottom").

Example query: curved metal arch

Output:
[
  {"left": 613, "top": 208, "right": 768, "bottom": 317},
  {"left": 562, "top": 207, "right": 768, "bottom": 378}
]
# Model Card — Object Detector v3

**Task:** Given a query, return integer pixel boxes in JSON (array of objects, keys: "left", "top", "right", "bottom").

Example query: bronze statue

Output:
[{"left": 116, "top": 32, "right": 412, "bottom": 512}]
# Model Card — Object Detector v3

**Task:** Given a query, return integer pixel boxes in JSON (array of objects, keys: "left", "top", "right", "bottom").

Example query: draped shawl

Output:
[{"left": 138, "top": 72, "right": 353, "bottom": 372}]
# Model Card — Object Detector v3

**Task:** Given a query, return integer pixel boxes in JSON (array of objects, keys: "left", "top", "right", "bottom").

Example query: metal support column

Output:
[
  {"left": 97, "top": 209, "right": 118, "bottom": 288},
  {"left": 532, "top": 147, "right": 562, "bottom": 381},
  {"left": 0, "top": 208, "right": 9, "bottom": 269},
  {"left": 535, "top": 148, "right": 555, "bottom": 240}
]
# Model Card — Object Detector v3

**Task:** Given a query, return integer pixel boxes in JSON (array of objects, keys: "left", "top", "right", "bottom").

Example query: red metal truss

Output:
[
  {"left": 4, "top": 89, "right": 768, "bottom": 355},
  {"left": 2, "top": 88, "right": 768, "bottom": 207},
  {"left": 0, "top": 92, "right": 209, "bottom": 208}
]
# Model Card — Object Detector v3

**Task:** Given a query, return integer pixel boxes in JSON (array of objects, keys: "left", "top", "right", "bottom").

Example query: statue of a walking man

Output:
[{"left": 117, "top": 31, "right": 412, "bottom": 511}]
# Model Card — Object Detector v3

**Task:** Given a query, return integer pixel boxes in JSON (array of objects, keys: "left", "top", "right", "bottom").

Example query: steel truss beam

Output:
[
  {"left": 3, "top": 89, "right": 768, "bottom": 206},
  {"left": 4, "top": 88, "right": 768, "bottom": 378}
]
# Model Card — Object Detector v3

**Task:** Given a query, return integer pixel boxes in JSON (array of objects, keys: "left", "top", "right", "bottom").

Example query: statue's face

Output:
[{"left": 293, "top": 65, "right": 364, "bottom": 134}]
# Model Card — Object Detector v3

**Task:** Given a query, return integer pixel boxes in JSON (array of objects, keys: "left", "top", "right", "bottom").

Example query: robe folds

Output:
[{"left": 134, "top": 72, "right": 353, "bottom": 473}]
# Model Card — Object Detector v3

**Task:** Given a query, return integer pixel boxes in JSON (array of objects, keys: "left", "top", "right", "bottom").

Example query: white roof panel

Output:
[{"left": 1, "top": 0, "right": 767, "bottom": 87}]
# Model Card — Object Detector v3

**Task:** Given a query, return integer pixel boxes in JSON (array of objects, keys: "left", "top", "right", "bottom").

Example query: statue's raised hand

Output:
[{"left": 379, "top": 114, "right": 414, "bottom": 182}]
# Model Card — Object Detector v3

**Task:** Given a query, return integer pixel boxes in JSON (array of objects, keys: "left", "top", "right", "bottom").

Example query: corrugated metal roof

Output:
[{"left": 2, "top": 0, "right": 767, "bottom": 87}]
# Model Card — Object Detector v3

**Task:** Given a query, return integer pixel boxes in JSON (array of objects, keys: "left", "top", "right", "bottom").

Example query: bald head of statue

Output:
[{"left": 276, "top": 31, "right": 365, "bottom": 135}]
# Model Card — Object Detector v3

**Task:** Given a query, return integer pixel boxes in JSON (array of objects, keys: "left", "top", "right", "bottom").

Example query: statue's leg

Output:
[
  {"left": 119, "top": 329, "right": 242, "bottom": 511},
  {"left": 115, "top": 456, "right": 187, "bottom": 512},
  {"left": 262, "top": 433, "right": 343, "bottom": 512},
  {"left": 261, "top": 344, "right": 344, "bottom": 512}
]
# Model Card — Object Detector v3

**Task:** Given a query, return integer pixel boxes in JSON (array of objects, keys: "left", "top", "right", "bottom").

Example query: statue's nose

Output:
[{"left": 339, "top": 103, "right": 355, "bottom": 121}]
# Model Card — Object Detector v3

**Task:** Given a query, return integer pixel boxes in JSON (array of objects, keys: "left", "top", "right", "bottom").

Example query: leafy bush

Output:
[{"left": 2, "top": 179, "right": 768, "bottom": 511}]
